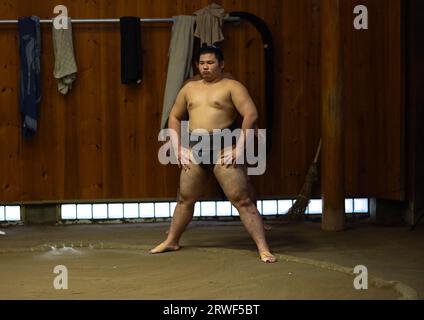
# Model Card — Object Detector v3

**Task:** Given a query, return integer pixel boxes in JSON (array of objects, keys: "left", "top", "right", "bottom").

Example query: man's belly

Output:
[
  {"left": 189, "top": 107, "right": 236, "bottom": 132},
  {"left": 188, "top": 113, "right": 236, "bottom": 133}
]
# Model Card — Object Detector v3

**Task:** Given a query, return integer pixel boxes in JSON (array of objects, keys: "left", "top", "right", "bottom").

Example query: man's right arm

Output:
[{"left": 168, "top": 86, "right": 189, "bottom": 166}]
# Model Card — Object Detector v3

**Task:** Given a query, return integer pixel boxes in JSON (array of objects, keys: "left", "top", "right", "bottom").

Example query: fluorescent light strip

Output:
[
  {"left": 231, "top": 204, "right": 239, "bottom": 216},
  {"left": 216, "top": 201, "right": 232, "bottom": 216},
  {"left": 278, "top": 200, "right": 292, "bottom": 215},
  {"left": 201, "top": 201, "right": 216, "bottom": 217},
  {"left": 256, "top": 200, "right": 263, "bottom": 215},
  {"left": 109, "top": 203, "right": 124, "bottom": 219},
  {"left": 354, "top": 198, "right": 369, "bottom": 213},
  {"left": 76, "top": 204, "right": 92, "bottom": 220},
  {"left": 59, "top": 198, "right": 369, "bottom": 221},
  {"left": 124, "top": 203, "right": 139, "bottom": 219},
  {"left": 262, "top": 200, "right": 278, "bottom": 216},
  {"left": 308, "top": 199, "right": 322, "bottom": 214},
  {"left": 170, "top": 202, "right": 177, "bottom": 217},
  {"left": 155, "top": 202, "right": 170, "bottom": 218},
  {"left": 193, "top": 202, "right": 201, "bottom": 217},
  {"left": 62, "top": 204, "right": 77, "bottom": 220},
  {"left": 345, "top": 199, "right": 354, "bottom": 213},
  {"left": 4, "top": 206, "right": 21, "bottom": 221},
  {"left": 140, "top": 203, "right": 154, "bottom": 218},
  {"left": 0, "top": 206, "right": 5, "bottom": 221},
  {"left": 93, "top": 204, "right": 108, "bottom": 219}
]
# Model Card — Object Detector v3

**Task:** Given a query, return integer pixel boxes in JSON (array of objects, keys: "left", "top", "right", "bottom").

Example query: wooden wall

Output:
[
  {"left": 0, "top": 0, "right": 403, "bottom": 203},
  {"left": 406, "top": 0, "right": 424, "bottom": 224}
]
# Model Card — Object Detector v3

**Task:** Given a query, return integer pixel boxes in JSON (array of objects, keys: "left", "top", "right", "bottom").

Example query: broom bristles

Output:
[
  {"left": 286, "top": 163, "right": 318, "bottom": 218},
  {"left": 285, "top": 139, "right": 322, "bottom": 219}
]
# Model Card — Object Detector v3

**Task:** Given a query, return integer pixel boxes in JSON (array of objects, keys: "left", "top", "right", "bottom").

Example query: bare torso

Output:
[{"left": 185, "top": 78, "right": 238, "bottom": 132}]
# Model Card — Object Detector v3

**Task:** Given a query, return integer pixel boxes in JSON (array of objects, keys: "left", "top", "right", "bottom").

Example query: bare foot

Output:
[
  {"left": 150, "top": 242, "right": 181, "bottom": 254},
  {"left": 259, "top": 251, "right": 277, "bottom": 263}
]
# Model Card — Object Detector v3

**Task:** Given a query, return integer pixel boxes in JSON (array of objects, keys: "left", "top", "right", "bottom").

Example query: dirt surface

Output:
[{"left": 0, "top": 220, "right": 422, "bottom": 300}]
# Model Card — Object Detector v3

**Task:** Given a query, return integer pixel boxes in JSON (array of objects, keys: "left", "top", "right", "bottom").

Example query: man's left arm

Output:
[
  {"left": 230, "top": 81, "right": 259, "bottom": 131},
  {"left": 228, "top": 81, "right": 259, "bottom": 165}
]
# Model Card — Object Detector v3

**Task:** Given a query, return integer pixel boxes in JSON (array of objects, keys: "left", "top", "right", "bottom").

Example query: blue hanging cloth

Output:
[{"left": 18, "top": 16, "right": 41, "bottom": 138}]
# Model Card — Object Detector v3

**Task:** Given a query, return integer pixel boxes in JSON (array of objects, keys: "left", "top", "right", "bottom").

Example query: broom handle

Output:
[{"left": 313, "top": 139, "right": 322, "bottom": 163}]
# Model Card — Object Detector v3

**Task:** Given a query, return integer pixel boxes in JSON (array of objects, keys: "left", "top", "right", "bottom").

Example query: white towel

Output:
[{"left": 52, "top": 18, "right": 77, "bottom": 95}]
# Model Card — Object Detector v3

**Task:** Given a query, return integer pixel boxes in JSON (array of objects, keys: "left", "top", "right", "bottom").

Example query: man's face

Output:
[{"left": 197, "top": 53, "right": 224, "bottom": 82}]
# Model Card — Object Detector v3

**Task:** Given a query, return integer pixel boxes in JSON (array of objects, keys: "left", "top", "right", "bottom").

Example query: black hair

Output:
[{"left": 197, "top": 46, "right": 224, "bottom": 63}]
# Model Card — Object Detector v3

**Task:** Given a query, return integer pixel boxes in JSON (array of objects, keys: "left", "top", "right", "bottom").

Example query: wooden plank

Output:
[{"left": 321, "top": 0, "right": 345, "bottom": 231}]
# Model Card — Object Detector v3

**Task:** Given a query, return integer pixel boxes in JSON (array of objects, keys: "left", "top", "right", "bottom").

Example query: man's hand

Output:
[
  {"left": 220, "top": 145, "right": 243, "bottom": 168},
  {"left": 178, "top": 146, "right": 191, "bottom": 171}
]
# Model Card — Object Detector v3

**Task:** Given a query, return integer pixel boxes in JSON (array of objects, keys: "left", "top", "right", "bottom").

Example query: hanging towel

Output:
[
  {"left": 120, "top": 17, "right": 142, "bottom": 84},
  {"left": 160, "top": 15, "right": 196, "bottom": 131},
  {"left": 52, "top": 17, "right": 77, "bottom": 95},
  {"left": 194, "top": 3, "right": 228, "bottom": 46},
  {"left": 18, "top": 16, "right": 41, "bottom": 138}
]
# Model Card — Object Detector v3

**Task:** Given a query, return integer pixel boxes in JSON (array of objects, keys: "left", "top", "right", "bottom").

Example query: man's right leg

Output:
[{"left": 150, "top": 163, "right": 209, "bottom": 254}]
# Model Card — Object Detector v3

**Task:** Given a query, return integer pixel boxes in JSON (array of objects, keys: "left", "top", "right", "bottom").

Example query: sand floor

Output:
[{"left": 0, "top": 220, "right": 422, "bottom": 300}]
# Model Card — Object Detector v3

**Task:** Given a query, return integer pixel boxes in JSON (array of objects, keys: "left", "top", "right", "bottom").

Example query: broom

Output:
[{"left": 286, "top": 139, "right": 322, "bottom": 220}]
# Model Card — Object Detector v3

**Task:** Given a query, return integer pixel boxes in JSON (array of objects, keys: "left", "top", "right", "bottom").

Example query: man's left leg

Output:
[{"left": 213, "top": 164, "right": 277, "bottom": 263}]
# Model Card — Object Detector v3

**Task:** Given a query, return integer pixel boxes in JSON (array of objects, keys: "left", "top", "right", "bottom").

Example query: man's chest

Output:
[{"left": 187, "top": 86, "right": 232, "bottom": 110}]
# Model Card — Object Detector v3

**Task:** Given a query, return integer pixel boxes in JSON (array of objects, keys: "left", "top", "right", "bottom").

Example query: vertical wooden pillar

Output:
[
  {"left": 321, "top": 0, "right": 345, "bottom": 231},
  {"left": 406, "top": 0, "right": 424, "bottom": 227}
]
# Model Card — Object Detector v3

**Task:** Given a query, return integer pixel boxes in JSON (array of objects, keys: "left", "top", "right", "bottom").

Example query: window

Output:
[
  {"left": 59, "top": 198, "right": 369, "bottom": 221},
  {"left": 93, "top": 204, "right": 108, "bottom": 219},
  {"left": 262, "top": 200, "right": 278, "bottom": 216},
  {"left": 201, "top": 202, "right": 216, "bottom": 217},
  {"left": 0, "top": 206, "right": 21, "bottom": 222},
  {"left": 277, "top": 200, "right": 293, "bottom": 215}
]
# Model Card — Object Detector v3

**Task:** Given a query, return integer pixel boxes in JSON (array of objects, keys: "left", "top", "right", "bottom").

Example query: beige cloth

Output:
[
  {"left": 52, "top": 18, "right": 77, "bottom": 95},
  {"left": 160, "top": 16, "right": 196, "bottom": 130},
  {"left": 194, "top": 3, "right": 228, "bottom": 46}
]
